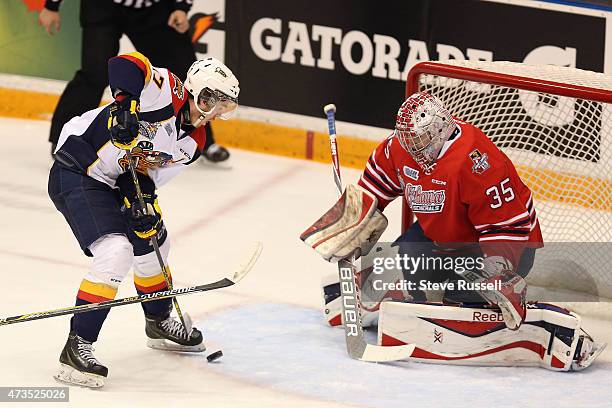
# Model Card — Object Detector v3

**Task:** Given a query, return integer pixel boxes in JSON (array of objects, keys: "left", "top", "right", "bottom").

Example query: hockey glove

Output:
[
  {"left": 116, "top": 171, "right": 161, "bottom": 239},
  {"left": 124, "top": 195, "right": 162, "bottom": 239},
  {"left": 108, "top": 92, "right": 140, "bottom": 150},
  {"left": 461, "top": 256, "right": 527, "bottom": 330}
]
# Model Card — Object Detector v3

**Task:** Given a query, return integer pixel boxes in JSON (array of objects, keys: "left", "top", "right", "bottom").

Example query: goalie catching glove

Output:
[
  {"left": 300, "top": 184, "right": 388, "bottom": 262},
  {"left": 116, "top": 171, "right": 162, "bottom": 239}
]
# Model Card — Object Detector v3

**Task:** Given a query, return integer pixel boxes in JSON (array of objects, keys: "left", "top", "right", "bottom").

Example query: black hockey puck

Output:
[{"left": 207, "top": 350, "right": 223, "bottom": 362}]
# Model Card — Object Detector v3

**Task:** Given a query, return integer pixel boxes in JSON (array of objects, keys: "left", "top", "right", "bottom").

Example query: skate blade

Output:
[
  {"left": 572, "top": 342, "right": 607, "bottom": 371},
  {"left": 54, "top": 363, "right": 105, "bottom": 388},
  {"left": 147, "top": 338, "right": 206, "bottom": 353}
]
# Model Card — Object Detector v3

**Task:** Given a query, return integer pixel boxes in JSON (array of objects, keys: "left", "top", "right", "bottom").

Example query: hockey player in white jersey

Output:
[{"left": 48, "top": 52, "right": 239, "bottom": 387}]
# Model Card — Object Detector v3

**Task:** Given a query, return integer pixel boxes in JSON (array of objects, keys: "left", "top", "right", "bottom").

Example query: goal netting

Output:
[{"left": 405, "top": 60, "right": 612, "bottom": 316}]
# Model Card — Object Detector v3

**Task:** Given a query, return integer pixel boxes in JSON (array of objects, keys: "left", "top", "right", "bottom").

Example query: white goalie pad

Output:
[
  {"left": 300, "top": 184, "right": 388, "bottom": 262},
  {"left": 322, "top": 243, "right": 411, "bottom": 328},
  {"left": 377, "top": 301, "right": 606, "bottom": 371},
  {"left": 321, "top": 272, "right": 344, "bottom": 327}
]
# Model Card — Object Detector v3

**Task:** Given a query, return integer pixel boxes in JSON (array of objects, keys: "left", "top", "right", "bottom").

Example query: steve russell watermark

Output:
[
  {"left": 369, "top": 253, "right": 502, "bottom": 292},
  {"left": 371, "top": 279, "right": 501, "bottom": 291}
]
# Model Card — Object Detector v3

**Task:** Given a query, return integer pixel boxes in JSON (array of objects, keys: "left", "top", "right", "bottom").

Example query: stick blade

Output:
[
  {"left": 359, "top": 344, "right": 415, "bottom": 363},
  {"left": 229, "top": 241, "right": 263, "bottom": 284},
  {"left": 323, "top": 104, "right": 336, "bottom": 114}
]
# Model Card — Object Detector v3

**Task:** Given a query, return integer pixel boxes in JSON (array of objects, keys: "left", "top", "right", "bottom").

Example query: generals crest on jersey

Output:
[
  {"left": 405, "top": 183, "right": 446, "bottom": 213},
  {"left": 469, "top": 149, "right": 490, "bottom": 174}
]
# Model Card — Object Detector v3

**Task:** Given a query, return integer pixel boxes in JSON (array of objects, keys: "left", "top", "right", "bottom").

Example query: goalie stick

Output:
[
  {"left": 0, "top": 242, "right": 262, "bottom": 327},
  {"left": 323, "top": 104, "right": 414, "bottom": 362}
]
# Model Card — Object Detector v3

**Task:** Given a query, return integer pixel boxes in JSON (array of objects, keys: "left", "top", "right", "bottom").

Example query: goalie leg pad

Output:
[
  {"left": 321, "top": 272, "right": 343, "bottom": 327},
  {"left": 321, "top": 243, "right": 412, "bottom": 327},
  {"left": 300, "top": 184, "right": 387, "bottom": 262},
  {"left": 377, "top": 301, "right": 606, "bottom": 371}
]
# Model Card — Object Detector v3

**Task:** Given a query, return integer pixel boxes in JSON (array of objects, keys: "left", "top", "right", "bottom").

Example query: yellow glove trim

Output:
[
  {"left": 129, "top": 99, "right": 139, "bottom": 114},
  {"left": 135, "top": 228, "right": 158, "bottom": 239},
  {"left": 112, "top": 138, "right": 138, "bottom": 150},
  {"left": 153, "top": 198, "right": 163, "bottom": 218}
]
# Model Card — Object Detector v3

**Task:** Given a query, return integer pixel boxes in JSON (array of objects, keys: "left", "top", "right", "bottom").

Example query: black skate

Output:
[
  {"left": 202, "top": 143, "right": 230, "bottom": 163},
  {"left": 145, "top": 314, "right": 206, "bottom": 352},
  {"left": 54, "top": 332, "right": 107, "bottom": 388}
]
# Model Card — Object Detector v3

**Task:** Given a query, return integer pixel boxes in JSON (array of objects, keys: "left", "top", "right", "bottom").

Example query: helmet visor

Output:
[
  {"left": 196, "top": 88, "right": 238, "bottom": 120},
  {"left": 395, "top": 128, "right": 432, "bottom": 155}
]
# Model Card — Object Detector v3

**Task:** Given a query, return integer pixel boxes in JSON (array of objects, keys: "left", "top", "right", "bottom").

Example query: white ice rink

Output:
[{"left": 1, "top": 117, "right": 612, "bottom": 408}]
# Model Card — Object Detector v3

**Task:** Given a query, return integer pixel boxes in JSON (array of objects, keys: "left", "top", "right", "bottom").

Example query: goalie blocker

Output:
[{"left": 379, "top": 301, "right": 606, "bottom": 371}]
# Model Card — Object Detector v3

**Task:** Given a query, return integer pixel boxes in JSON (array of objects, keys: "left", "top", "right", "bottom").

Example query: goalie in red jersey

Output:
[
  {"left": 304, "top": 92, "right": 544, "bottom": 331},
  {"left": 301, "top": 92, "right": 606, "bottom": 370}
]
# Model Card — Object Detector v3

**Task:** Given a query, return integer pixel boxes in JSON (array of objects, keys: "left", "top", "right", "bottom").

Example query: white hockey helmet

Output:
[
  {"left": 184, "top": 57, "right": 240, "bottom": 120},
  {"left": 395, "top": 92, "right": 455, "bottom": 173}
]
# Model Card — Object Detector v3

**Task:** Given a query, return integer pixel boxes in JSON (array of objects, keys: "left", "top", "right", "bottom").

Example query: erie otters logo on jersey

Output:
[
  {"left": 118, "top": 141, "right": 174, "bottom": 173},
  {"left": 469, "top": 148, "right": 490, "bottom": 174},
  {"left": 405, "top": 183, "right": 446, "bottom": 213}
]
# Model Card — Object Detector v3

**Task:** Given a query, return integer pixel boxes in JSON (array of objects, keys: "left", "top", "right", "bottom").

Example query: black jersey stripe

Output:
[
  {"left": 139, "top": 104, "right": 175, "bottom": 124},
  {"left": 480, "top": 228, "right": 530, "bottom": 237},
  {"left": 364, "top": 170, "right": 395, "bottom": 196},
  {"left": 367, "top": 157, "right": 403, "bottom": 193}
]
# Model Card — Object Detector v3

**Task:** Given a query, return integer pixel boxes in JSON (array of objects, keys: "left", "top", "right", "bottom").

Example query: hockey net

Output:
[{"left": 405, "top": 60, "right": 612, "bottom": 316}]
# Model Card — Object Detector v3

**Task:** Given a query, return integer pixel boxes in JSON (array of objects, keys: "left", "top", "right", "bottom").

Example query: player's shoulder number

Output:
[
  {"left": 485, "top": 177, "right": 515, "bottom": 209},
  {"left": 152, "top": 69, "right": 164, "bottom": 89}
]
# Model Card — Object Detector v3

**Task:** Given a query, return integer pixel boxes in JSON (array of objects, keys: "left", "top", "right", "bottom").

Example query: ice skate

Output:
[
  {"left": 54, "top": 332, "right": 107, "bottom": 388},
  {"left": 572, "top": 332, "right": 607, "bottom": 371},
  {"left": 145, "top": 314, "right": 206, "bottom": 352}
]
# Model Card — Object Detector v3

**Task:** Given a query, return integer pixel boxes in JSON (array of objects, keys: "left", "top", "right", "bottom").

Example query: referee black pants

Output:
[{"left": 49, "top": 0, "right": 215, "bottom": 149}]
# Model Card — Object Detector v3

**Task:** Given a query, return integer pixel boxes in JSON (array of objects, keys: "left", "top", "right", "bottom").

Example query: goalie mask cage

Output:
[{"left": 404, "top": 60, "right": 612, "bottom": 310}]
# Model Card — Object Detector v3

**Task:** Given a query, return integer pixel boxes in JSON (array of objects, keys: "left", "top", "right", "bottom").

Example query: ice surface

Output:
[{"left": 0, "top": 117, "right": 610, "bottom": 408}]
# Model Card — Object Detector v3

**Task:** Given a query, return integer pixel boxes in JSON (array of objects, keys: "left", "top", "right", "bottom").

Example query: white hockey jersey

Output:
[{"left": 55, "top": 52, "right": 205, "bottom": 188}]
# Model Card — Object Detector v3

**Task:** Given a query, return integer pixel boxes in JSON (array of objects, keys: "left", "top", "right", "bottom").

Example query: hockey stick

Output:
[
  {"left": 323, "top": 104, "right": 414, "bottom": 362},
  {"left": 0, "top": 242, "right": 262, "bottom": 327},
  {"left": 124, "top": 149, "right": 191, "bottom": 333}
]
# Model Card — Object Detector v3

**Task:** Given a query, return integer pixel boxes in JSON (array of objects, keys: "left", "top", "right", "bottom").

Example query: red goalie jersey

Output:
[{"left": 358, "top": 119, "right": 543, "bottom": 266}]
